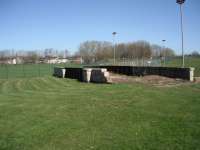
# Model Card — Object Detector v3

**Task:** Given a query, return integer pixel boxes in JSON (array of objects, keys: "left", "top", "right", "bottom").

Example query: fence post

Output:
[
  {"left": 49, "top": 58, "right": 51, "bottom": 75},
  {"left": 38, "top": 63, "right": 40, "bottom": 77},
  {"left": 6, "top": 64, "right": 8, "bottom": 79},
  {"left": 22, "top": 58, "right": 25, "bottom": 78}
]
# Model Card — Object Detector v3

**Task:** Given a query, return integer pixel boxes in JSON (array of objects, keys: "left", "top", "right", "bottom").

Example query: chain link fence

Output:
[
  {"left": 84, "top": 57, "right": 170, "bottom": 67},
  {"left": 0, "top": 56, "right": 199, "bottom": 79},
  {"left": 0, "top": 63, "right": 79, "bottom": 79},
  {"left": 83, "top": 56, "right": 200, "bottom": 77}
]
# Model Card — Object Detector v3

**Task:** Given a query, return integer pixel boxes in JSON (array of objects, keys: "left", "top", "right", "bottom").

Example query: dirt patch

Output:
[
  {"left": 195, "top": 77, "right": 200, "bottom": 83},
  {"left": 109, "top": 73, "right": 191, "bottom": 87}
]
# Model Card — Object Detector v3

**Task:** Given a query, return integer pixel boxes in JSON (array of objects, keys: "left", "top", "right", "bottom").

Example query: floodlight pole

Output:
[
  {"left": 176, "top": 0, "right": 185, "bottom": 68},
  {"left": 162, "top": 40, "right": 166, "bottom": 66},
  {"left": 180, "top": 4, "right": 184, "bottom": 68},
  {"left": 112, "top": 32, "right": 117, "bottom": 65}
]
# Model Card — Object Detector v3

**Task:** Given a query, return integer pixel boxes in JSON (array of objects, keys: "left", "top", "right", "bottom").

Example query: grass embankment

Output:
[{"left": 0, "top": 77, "right": 200, "bottom": 150}]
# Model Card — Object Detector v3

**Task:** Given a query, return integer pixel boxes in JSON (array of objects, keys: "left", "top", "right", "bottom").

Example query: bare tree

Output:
[
  {"left": 76, "top": 40, "right": 175, "bottom": 64},
  {"left": 64, "top": 49, "right": 69, "bottom": 58},
  {"left": 23, "top": 51, "right": 39, "bottom": 64},
  {"left": 190, "top": 51, "right": 200, "bottom": 57},
  {"left": 78, "top": 41, "right": 112, "bottom": 64},
  {"left": 163, "top": 48, "right": 175, "bottom": 57},
  {"left": 151, "top": 44, "right": 162, "bottom": 57}
]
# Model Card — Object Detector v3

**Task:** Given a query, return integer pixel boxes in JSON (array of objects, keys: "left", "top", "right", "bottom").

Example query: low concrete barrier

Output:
[
  {"left": 54, "top": 67, "right": 111, "bottom": 83},
  {"left": 54, "top": 66, "right": 195, "bottom": 82},
  {"left": 83, "top": 68, "right": 111, "bottom": 83},
  {"left": 65, "top": 68, "right": 83, "bottom": 81},
  {"left": 89, "top": 66, "right": 195, "bottom": 81},
  {"left": 82, "top": 68, "right": 92, "bottom": 82},
  {"left": 53, "top": 67, "right": 66, "bottom": 78}
]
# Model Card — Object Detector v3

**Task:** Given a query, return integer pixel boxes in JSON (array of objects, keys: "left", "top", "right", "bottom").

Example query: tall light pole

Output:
[
  {"left": 112, "top": 32, "right": 117, "bottom": 65},
  {"left": 176, "top": 0, "right": 186, "bottom": 68},
  {"left": 162, "top": 40, "right": 166, "bottom": 66}
]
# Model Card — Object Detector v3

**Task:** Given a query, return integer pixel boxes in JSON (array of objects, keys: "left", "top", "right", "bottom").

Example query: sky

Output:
[{"left": 0, "top": 0, "right": 199, "bottom": 54}]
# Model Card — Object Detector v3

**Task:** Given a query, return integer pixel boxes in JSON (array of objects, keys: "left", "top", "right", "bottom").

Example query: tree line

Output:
[
  {"left": 76, "top": 40, "right": 176, "bottom": 64},
  {"left": 1, "top": 40, "right": 199, "bottom": 64}
]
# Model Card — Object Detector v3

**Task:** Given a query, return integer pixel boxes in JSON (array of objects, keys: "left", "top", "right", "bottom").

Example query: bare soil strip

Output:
[{"left": 109, "top": 73, "right": 193, "bottom": 87}]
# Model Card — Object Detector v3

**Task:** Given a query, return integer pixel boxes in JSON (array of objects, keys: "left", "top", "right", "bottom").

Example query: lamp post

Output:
[
  {"left": 162, "top": 40, "right": 166, "bottom": 66},
  {"left": 176, "top": 0, "right": 186, "bottom": 68},
  {"left": 112, "top": 32, "right": 117, "bottom": 64}
]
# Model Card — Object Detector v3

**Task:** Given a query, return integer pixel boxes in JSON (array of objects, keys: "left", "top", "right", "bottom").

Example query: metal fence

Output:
[
  {"left": 0, "top": 56, "right": 199, "bottom": 79},
  {"left": 0, "top": 63, "right": 75, "bottom": 79},
  {"left": 84, "top": 57, "right": 172, "bottom": 67},
  {"left": 83, "top": 56, "right": 200, "bottom": 76}
]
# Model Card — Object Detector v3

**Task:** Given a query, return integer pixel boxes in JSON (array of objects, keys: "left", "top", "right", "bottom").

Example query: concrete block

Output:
[
  {"left": 189, "top": 67, "right": 195, "bottom": 82},
  {"left": 54, "top": 67, "right": 66, "bottom": 78},
  {"left": 82, "top": 68, "right": 92, "bottom": 82},
  {"left": 82, "top": 68, "right": 110, "bottom": 83}
]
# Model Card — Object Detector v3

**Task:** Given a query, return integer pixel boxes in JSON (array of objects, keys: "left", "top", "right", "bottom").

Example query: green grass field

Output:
[
  {"left": 0, "top": 63, "right": 82, "bottom": 79},
  {"left": 0, "top": 76, "right": 200, "bottom": 150}
]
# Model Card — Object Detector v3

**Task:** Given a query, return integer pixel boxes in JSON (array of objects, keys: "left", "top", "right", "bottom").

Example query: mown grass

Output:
[
  {"left": 166, "top": 56, "right": 200, "bottom": 76},
  {"left": 0, "top": 76, "right": 200, "bottom": 150},
  {"left": 0, "top": 63, "right": 82, "bottom": 79}
]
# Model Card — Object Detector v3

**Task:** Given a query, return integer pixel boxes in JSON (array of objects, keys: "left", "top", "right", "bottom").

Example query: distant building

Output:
[
  {"left": 46, "top": 57, "right": 69, "bottom": 64},
  {"left": 10, "top": 58, "right": 16, "bottom": 64},
  {"left": 0, "top": 56, "right": 77, "bottom": 65},
  {"left": 0, "top": 57, "right": 23, "bottom": 64},
  {"left": 0, "top": 57, "right": 23, "bottom": 65},
  {"left": 68, "top": 56, "right": 83, "bottom": 64}
]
